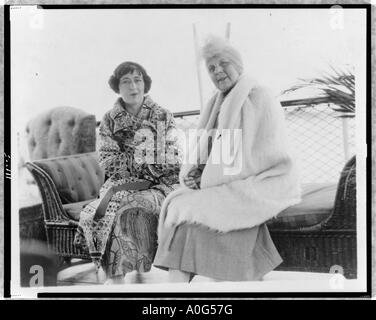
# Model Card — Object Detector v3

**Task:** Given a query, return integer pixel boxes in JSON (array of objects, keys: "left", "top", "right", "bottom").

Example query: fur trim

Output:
[{"left": 158, "top": 75, "right": 301, "bottom": 236}]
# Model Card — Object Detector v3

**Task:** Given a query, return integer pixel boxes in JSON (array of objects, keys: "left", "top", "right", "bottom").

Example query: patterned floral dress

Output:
[{"left": 74, "top": 95, "right": 182, "bottom": 278}]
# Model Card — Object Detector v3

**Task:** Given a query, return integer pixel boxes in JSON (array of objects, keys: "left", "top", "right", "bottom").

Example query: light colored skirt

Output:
[{"left": 154, "top": 223, "right": 282, "bottom": 281}]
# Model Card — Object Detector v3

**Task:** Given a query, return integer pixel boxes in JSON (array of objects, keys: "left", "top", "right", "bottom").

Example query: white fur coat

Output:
[{"left": 158, "top": 75, "right": 301, "bottom": 236}]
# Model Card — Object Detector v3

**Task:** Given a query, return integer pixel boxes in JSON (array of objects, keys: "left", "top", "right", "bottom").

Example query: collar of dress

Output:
[{"left": 109, "top": 95, "right": 154, "bottom": 120}]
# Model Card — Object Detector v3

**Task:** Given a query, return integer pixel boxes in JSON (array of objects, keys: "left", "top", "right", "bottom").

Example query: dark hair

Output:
[{"left": 108, "top": 61, "right": 152, "bottom": 94}]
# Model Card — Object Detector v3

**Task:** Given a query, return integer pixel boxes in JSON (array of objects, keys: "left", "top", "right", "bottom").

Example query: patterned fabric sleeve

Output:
[
  {"left": 98, "top": 112, "right": 130, "bottom": 180},
  {"left": 147, "top": 112, "right": 183, "bottom": 185}
]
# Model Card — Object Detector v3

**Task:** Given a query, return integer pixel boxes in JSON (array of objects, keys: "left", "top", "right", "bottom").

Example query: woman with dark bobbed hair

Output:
[
  {"left": 75, "top": 61, "right": 182, "bottom": 284},
  {"left": 108, "top": 62, "right": 152, "bottom": 95}
]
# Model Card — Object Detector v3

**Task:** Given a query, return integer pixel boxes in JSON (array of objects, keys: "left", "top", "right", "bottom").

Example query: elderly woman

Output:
[
  {"left": 154, "top": 36, "right": 301, "bottom": 282},
  {"left": 74, "top": 61, "right": 182, "bottom": 284}
]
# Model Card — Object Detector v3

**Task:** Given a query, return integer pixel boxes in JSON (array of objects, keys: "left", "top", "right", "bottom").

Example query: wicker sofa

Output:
[
  {"left": 268, "top": 155, "right": 356, "bottom": 278},
  {"left": 26, "top": 153, "right": 357, "bottom": 279}
]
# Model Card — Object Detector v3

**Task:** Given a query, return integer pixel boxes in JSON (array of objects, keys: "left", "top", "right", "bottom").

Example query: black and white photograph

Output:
[{"left": 4, "top": 3, "right": 371, "bottom": 299}]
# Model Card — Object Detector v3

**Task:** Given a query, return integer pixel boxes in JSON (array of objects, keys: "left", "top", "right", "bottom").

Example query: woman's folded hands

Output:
[{"left": 183, "top": 166, "right": 204, "bottom": 190}]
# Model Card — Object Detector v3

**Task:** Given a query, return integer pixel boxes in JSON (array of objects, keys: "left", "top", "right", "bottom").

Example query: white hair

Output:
[{"left": 201, "top": 35, "right": 243, "bottom": 74}]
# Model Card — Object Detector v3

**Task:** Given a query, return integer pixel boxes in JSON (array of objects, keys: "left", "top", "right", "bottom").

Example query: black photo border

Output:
[{"left": 3, "top": 2, "right": 372, "bottom": 299}]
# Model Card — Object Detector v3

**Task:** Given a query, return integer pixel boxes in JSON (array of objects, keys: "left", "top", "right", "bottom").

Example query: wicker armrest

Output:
[
  {"left": 321, "top": 156, "right": 356, "bottom": 230},
  {"left": 25, "top": 152, "right": 104, "bottom": 221},
  {"left": 25, "top": 153, "right": 102, "bottom": 261},
  {"left": 25, "top": 162, "right": 72, "bottom": 222}
]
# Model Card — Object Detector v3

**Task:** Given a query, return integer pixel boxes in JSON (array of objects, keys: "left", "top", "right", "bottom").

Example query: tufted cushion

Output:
[
  {"left": 32, "top": 152, "right": 104, "bottom": 204},
  {"left": 267, "top": 182, "right": 337, "bottom": 230},
  {"left": 26, "top": 106, "right": 96, "bottom": 160}
]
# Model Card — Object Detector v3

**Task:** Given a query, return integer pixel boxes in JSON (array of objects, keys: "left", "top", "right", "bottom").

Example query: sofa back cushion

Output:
[
  {"left": 26, "top": 106, "right": 96, "bottom": 160},
  {"left": 32, "top": 152, "right": 104, "bottom": 204},
  {"left": 267, "top": 182, "right": 337, "bottom": 230}
]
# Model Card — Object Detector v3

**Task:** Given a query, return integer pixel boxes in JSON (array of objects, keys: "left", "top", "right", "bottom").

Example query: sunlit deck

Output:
[{"left": 55, "top": 260, "right": 358, "bottom": 292}]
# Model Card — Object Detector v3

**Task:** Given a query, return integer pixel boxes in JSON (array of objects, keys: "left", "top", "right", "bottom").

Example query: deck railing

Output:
[
  {"left": 172, "top": 96, "right": 355, "bottom": 183},
  {"left": 95, "top": 96, "right": 355, "bottom": 183}
]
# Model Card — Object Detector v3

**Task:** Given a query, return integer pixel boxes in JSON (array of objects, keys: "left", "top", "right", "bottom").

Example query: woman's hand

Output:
[
  {"left": 183, "top": 166, "right": 203, "bottom": 190},
  {"left": 183, "top": 176, "right": 200, "bottom": 190}
]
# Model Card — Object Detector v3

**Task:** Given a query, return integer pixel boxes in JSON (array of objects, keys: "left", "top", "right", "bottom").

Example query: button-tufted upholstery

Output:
[
  {"left": 32, "top": 152, "right": 104, "bottom": 204},
  {"left": 26, "top": 106, "right": 97, "bottom": 160}
]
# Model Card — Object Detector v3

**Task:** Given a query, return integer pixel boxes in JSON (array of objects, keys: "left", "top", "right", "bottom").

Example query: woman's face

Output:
[
  {"left": 206, "top": 55, "right": 240, "bottom": 93},
  {"left": 118, "top": 70, "right": 145, "bottom": 107}
]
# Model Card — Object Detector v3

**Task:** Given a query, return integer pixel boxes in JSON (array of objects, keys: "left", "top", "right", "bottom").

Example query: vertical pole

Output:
[
  {"left": 342, "top": 117, "right": 350, "bottom": 161},
  {"left": 193, "top": 24, "right": 204, "bottom": 112},
  {"left": 225, "top": 22, "right": 231, "bottom": 40}
]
